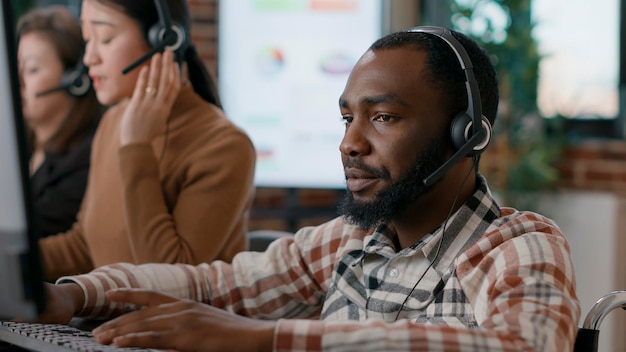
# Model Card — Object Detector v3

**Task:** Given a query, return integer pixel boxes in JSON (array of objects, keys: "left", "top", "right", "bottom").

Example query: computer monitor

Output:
[{"left": 0, "top": 0, "right": 46, "bottom": 320}]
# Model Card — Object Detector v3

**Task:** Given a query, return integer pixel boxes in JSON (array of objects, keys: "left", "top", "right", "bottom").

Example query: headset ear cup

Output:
[
  {"left": 67, "top": 71, "right": 91, "bottom": 97},
  {"left": 449, "top": 113, "right": 492, "bottom": 156},
  {"left": 166, "top": 24, "right": 186, "bottom": 57},
  {"left": 450, "top": 112, "right": 472, "bottom": 152},
  {"left": 60, "top": 66, "right": 91, "bottom": 98},
  {"left": 148, "top": 24, "right": 162, "bottom": 49},
  {"left": 472, "top": 116, "right": 492, "bottom": 154},
  {"left": 147, "top": 23, "right": 187, "bottom": 60}
]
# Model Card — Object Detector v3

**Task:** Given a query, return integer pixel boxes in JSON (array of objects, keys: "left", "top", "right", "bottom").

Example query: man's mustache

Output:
[{"left": 343, "top": 158, "right": 390, "bottom": 179}]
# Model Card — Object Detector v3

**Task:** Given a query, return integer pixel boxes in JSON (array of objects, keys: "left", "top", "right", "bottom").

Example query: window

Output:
[{"left": 532, "top": 0, "right": 620, "bottom": 120}]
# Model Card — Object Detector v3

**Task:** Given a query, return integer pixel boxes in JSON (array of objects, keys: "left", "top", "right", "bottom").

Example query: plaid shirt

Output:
[{"left": 61, "top": 176, "right": 580, "bottom": 351}]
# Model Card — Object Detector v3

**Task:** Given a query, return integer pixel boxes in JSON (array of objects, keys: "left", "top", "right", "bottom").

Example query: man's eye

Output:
[
  {"left": 342, "top": 116, "right": 353, "bottom": 124},
  {"left": 375, "top": 114, "right": 393, "bottom": 122}
]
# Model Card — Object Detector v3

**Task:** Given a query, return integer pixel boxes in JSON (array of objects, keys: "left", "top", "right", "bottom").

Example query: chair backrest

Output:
[
  {"left": 247, "top": 230, "right": 294, "bottom": 252},
  {"left": 574, "top": 290, "right": 626, "bottom": 352}
]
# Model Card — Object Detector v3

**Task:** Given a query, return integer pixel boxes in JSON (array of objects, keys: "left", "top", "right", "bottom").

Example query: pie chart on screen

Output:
[{"left": 255, "top": 47, "right": 285, "bottom": 76}]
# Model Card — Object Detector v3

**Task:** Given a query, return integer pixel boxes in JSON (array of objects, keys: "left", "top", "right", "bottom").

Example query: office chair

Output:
[
  {"left": 247, "top": 229, "right": 293, "bottom": 252},
  {"left": 574, "top": 290, "right": 626, "bottom": 352}
]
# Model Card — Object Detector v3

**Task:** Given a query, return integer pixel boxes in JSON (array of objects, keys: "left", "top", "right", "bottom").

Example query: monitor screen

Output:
[
  {"left": 218, "top": 0, "right": 384, "bottom": 189},
  {"left": 0, "top": 0, "right": 45, "bottom": 320}
]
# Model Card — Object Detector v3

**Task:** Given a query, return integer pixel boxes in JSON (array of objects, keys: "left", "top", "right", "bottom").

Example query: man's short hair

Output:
[{"left": 369, "top": 29, "right": 499, "bottom": 128}]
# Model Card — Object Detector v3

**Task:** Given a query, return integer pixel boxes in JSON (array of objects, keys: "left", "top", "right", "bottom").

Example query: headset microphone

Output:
[
  {"left": 405, "top": 26, "right": 492, "bottom": 188},
  {"left": 36, "top": 59, "right": 91, "bottom": 98},
  {"left": 423, "top": 127, "right": 487, "bottom": 187},
  {"left": 121, "top": 0, "right": 186, "bottom": 75}
]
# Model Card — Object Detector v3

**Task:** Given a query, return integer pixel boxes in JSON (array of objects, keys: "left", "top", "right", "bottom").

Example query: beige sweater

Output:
[{"left": 40, "top": 86, "right": 256, "bottom": 281}]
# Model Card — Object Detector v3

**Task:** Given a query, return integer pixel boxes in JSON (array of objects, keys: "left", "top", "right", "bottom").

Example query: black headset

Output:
[
  {"left": 36, "top": 58, "right": 91, "bottom": 98},
  {"left": 405, "top": 26, "right": 492, "bottom": 187},
  {"left": 122, "top": 0, "right": 188, "bottom": 75}
]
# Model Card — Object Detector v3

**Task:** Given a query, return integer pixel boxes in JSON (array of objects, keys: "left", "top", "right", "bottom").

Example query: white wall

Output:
[{"left": 534, "top": 191, "right": 623, "bottom": 352}]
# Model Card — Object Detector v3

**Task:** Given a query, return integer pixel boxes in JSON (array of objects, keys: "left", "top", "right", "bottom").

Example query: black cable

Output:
[{"left": 393, "top": 156, "right": 478, "bottom": 321}]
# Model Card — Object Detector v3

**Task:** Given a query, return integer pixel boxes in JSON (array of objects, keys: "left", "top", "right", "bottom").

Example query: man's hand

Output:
[{"left": 92, "top": 289, "right": 275, "bottom": 352}]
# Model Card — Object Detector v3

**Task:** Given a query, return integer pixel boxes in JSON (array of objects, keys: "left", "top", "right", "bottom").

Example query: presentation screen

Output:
[{"left": 218, "top": 0, "right": 383, "bottom": 189}]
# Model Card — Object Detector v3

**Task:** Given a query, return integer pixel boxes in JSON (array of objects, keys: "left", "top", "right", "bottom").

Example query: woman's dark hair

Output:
[
  {"left": 369, "top": 28, "right": 499, "bottom": 128},
  {"left": 92, "top": 0, "right": 222, "bottom": 108},
  {"left": 16, "top": 5, "right": 104, "bottom": 155}
]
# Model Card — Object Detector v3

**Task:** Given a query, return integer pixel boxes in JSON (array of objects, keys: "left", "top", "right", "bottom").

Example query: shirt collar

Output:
[{"left": 364, "top": 174, "right": 501, "bottom": 274}]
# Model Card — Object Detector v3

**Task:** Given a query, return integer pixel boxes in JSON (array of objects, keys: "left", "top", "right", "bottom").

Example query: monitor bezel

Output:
[{"left": 0, "top": 0, "right": 46, "bottom": 319}]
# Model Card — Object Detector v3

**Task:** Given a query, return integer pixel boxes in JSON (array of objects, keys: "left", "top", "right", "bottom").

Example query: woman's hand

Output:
[
  {"left": 119, "top": 49, "right": 181, "bottom": 146},
  {"left": 21, "top": 283, "right": 85, "bottom": 324},
  {"left": 92, "top": 289, "right": 275, "bottom": 352}
]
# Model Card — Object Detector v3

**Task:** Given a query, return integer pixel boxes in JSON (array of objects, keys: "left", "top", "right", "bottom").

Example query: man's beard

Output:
[{"left": 339, "top": 137, "right": 448, "bottom": 230}]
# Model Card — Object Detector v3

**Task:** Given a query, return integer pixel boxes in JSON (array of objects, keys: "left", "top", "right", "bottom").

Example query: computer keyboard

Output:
[{"left": 0, "top": 321, "right": 156, "bottom": 351}]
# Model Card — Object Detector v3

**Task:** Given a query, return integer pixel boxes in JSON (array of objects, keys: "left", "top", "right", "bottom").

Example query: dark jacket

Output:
[{"left": 30, "top": 133, "right": 94, "bottom": 237}]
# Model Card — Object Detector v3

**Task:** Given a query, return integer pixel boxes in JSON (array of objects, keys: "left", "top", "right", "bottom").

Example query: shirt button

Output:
[{"left": 389, "top": 268, "right": 399, "bottom": 278}]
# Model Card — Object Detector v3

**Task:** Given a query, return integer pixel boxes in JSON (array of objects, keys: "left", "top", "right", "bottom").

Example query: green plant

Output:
[{"left": 436, "top": 0, "right": 566, "bottom": 209}]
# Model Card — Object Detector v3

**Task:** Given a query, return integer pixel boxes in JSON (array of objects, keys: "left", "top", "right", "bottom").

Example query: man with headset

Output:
[{"left": 40, "top": 27, "right": 580, "bottom": 351}]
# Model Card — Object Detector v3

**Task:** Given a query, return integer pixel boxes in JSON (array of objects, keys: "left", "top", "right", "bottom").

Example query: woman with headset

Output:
[
  {"left": 17, "top": 6, "right": 105, "bottom": 237},
  {"left": 38, "top": 0, "right": 256, "bottom": 281}
]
